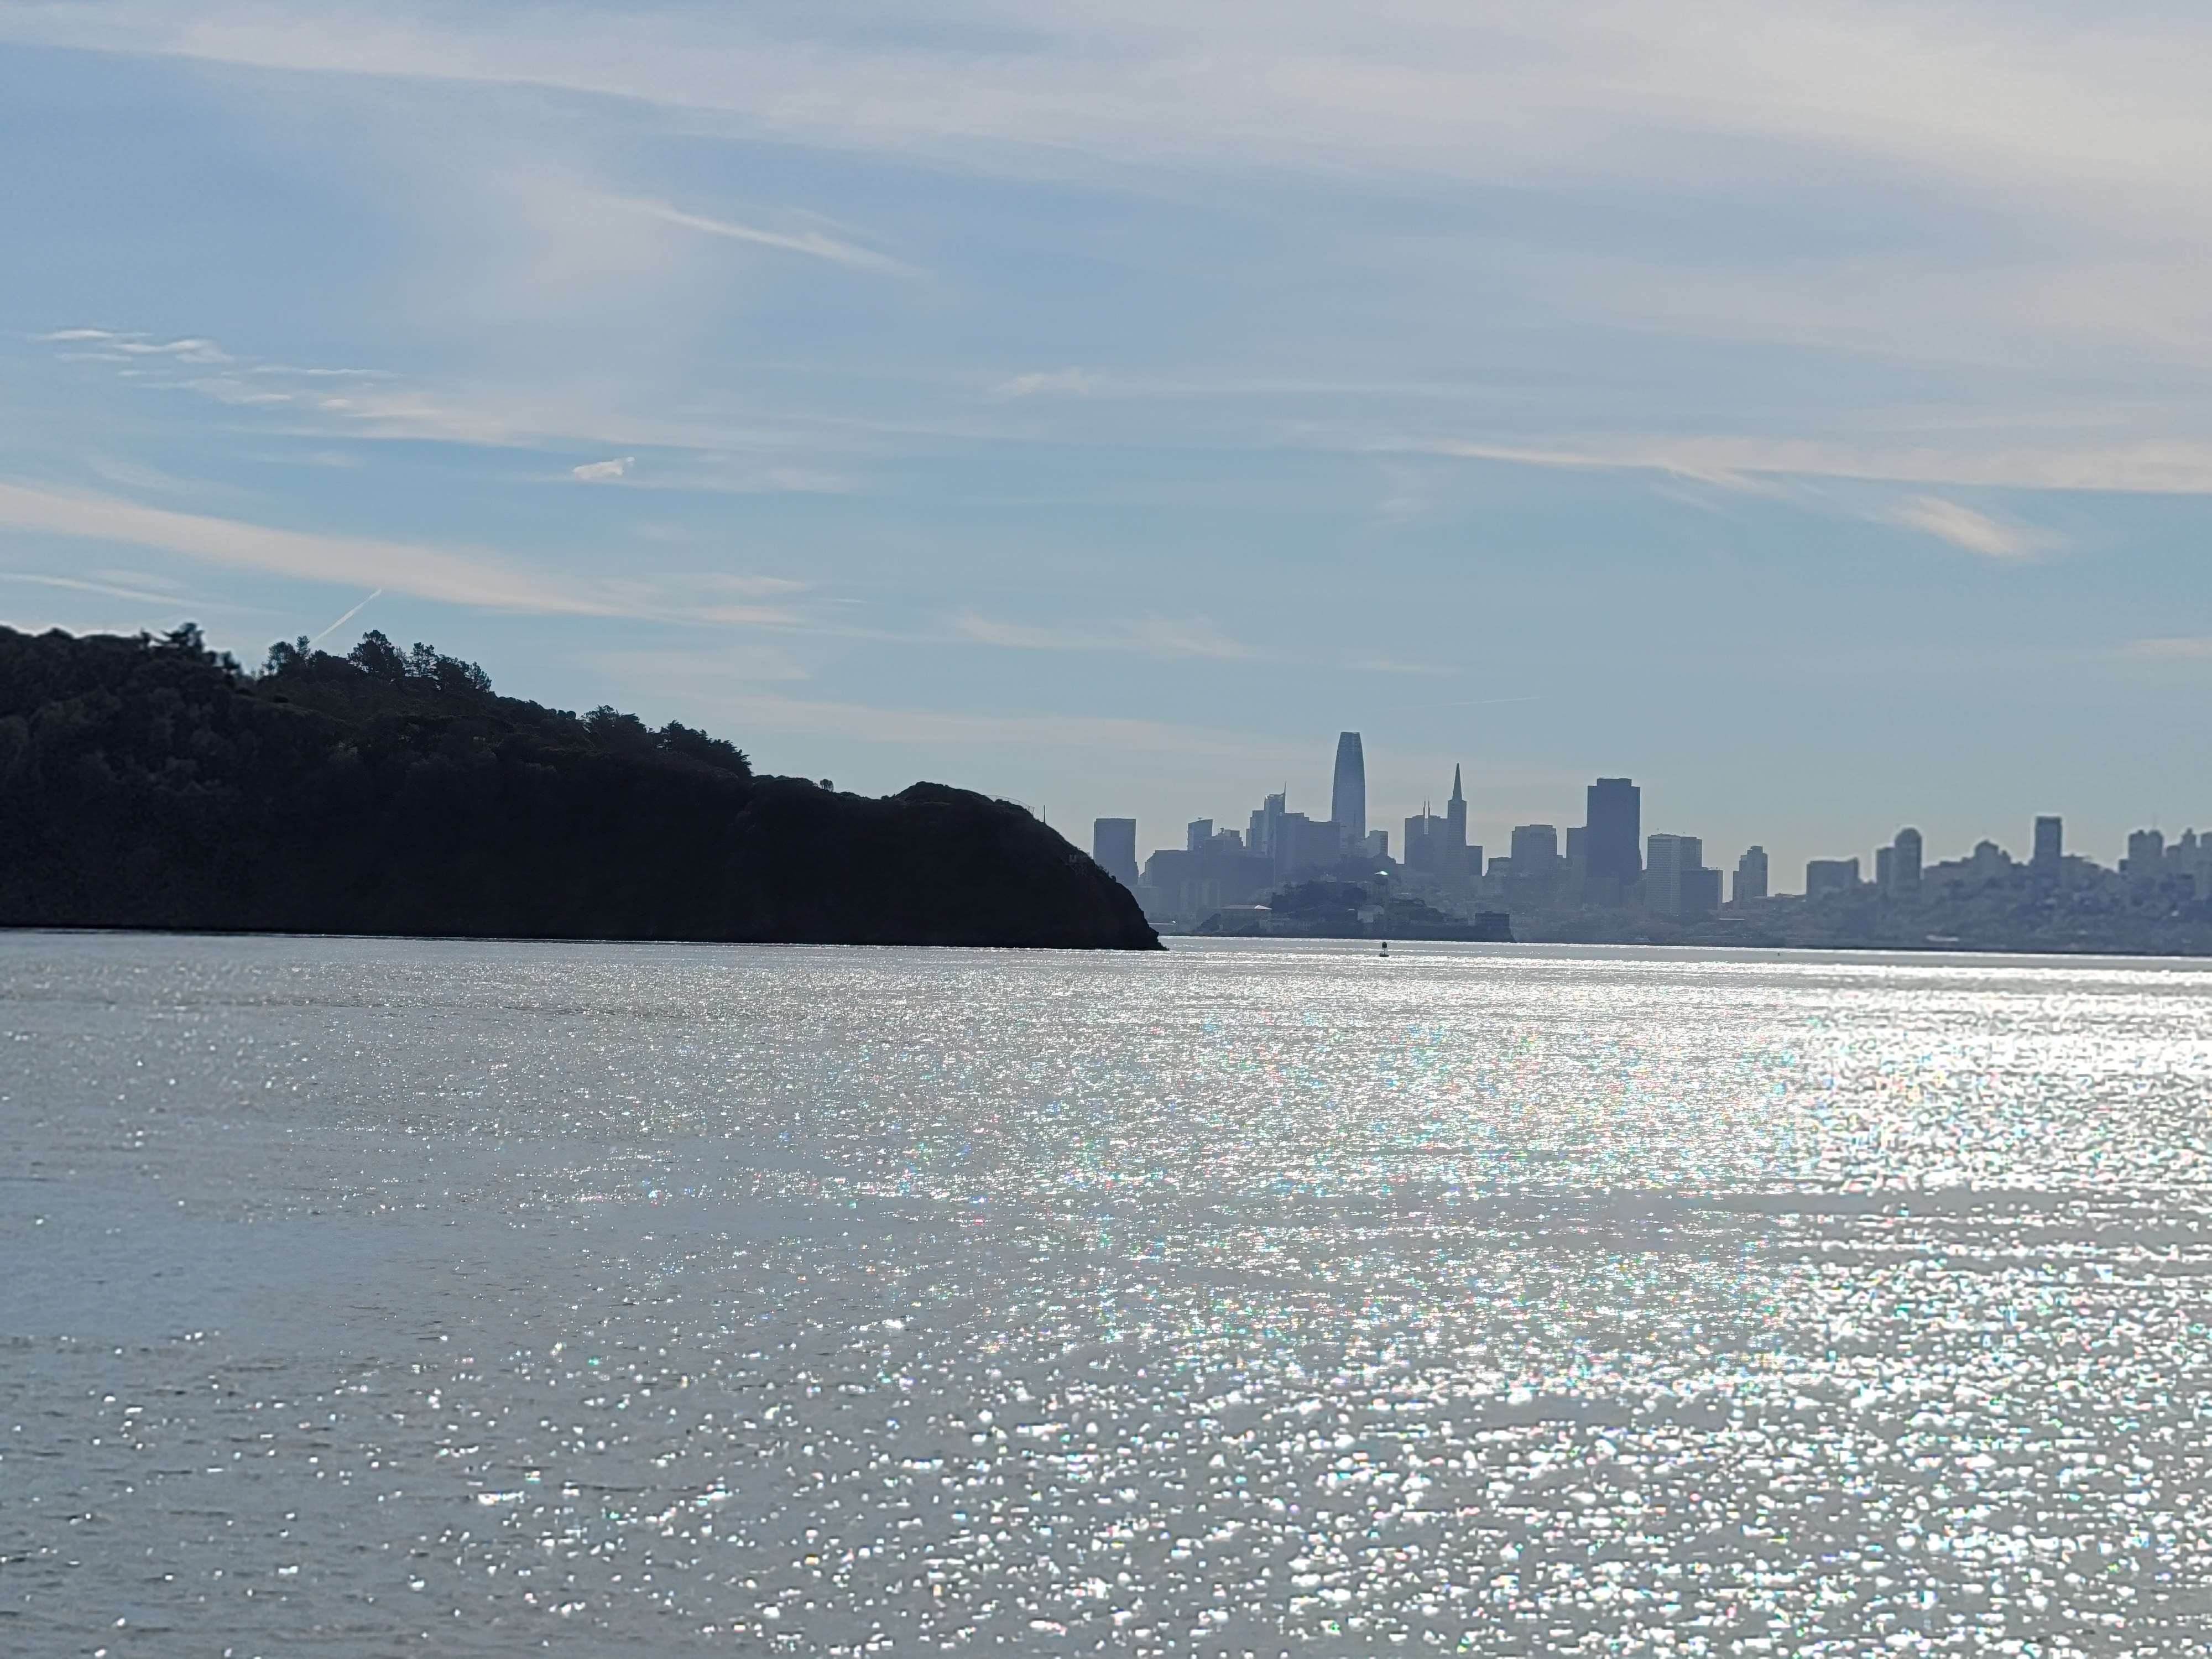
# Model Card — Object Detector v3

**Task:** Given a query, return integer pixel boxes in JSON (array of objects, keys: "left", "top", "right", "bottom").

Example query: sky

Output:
[{"left": 6, "top": 2, "right": 2212, "bottom": 886}]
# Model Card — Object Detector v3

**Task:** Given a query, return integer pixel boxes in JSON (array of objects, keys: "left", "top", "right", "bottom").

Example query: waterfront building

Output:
[
  {"left": 2125, "top": 828, "right": 2166, "bottom": 879},
  {"left": 2175, "top": 832, "right": 2212, "bottom": 900},
  {"left": 1896, "top": 827, "right": 1923, "bottom": 891},
  {"left": 1647, "top": 833, "right": 1718, "bottom": 920},
  {"left": 2158, "top": 830, "right": 2212, "bottom": 900},
  {"left": 1880, "top": 828, "right": 1922, "bottom": 898},
  {"left": 1683, "top": 867, "right": 1723, "bottom": 920},
  {"left": 2032, "top": 815, "right": 2063, "bottom": 873},
  {"left": 1584, "top": 778, "right": 1641, "bottom": 899},
  {"left": 1141, "top": 834, "right": 1273, "bottom": 926},
  {"left": 1733, "top": 846, "right": 1768, "bottom": 905},
  {"left": 1092, "top": 818, "right": 1139, "bottom": 891}
]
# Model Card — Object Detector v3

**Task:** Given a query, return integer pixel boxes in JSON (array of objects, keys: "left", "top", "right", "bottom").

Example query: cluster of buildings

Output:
[
  {"left": 1091, "top": 735, "right": 1397, "bottom": 927},
  {"left": 1801, "top": 817, "right": 2212, "bottom": 905},
  {"left": 1093, "top": 733, "right": 1707, "bottom": 931},
  {"left": 1091, "top": 733, "right": 2212, "bottom": 943}
]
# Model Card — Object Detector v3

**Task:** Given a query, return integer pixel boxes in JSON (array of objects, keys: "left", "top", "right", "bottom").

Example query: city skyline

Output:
[
  {"left": 1088, "top": 730, "right": 2201, "bottom": 904},
  {"left": 1100, "top": 726, "right": 2212, "bottom": 950}
]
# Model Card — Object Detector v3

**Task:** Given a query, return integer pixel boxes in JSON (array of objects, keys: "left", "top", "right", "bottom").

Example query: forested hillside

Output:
[{"left": 0, "top": 625, "right": 1159, "bottom": 949}]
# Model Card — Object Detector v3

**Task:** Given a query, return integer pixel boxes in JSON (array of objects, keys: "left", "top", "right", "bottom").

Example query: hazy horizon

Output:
[{"left": 7, "top": 3, "right": 2212, "bottom": 879}]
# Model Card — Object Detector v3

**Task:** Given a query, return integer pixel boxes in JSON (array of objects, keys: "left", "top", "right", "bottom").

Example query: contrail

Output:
[{"left": 308, "top": 587, "right": 383, "bottom": 646}]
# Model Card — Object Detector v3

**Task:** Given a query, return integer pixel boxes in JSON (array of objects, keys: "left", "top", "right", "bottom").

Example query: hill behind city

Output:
[{"left": 0, "top": 624, "right": 1160, "bottom": 950}]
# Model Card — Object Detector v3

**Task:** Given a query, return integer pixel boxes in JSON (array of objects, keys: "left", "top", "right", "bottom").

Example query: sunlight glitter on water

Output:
[{"left": 1, "top": 936, "right": 2209, "bottom": 1656}]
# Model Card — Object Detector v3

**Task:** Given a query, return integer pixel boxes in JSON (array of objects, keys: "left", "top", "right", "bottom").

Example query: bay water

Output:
[{"left": 2, "top": 933, "right": 2208, "bottom": 1656}]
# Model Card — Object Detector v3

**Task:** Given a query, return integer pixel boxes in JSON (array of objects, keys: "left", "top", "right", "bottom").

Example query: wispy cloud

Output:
[
  {"left": 1888, "top": 495, "right": 2058, "bottom": 560},
  {"left": 249, "top": 363, "right": 394, "bottom": 379},
  {"left": 989, "top": 368, "right": 1097, "bottom": 400},
  {"left": 0, "top": 569, "right": 228, "bottom": 609},
  {"left": 1395, "top": 434, "right": 2212, "bottom": 495},
  {"left": 0, "top": 479, "right": 612, "bottom": 613},
  {"left": 632, "top": 198, "right": 900, "bottom": 270},
  {"left": 950, "top": 608, "right": 1251, "bottom": 660},
  {"left": 0, "top": 480, "right": 808, "bottom": 623},
  {"left": 37, "top": 318, "right": 887, "bottom": 470},
  {"left": 13, "top": 1, "right": 2208, "bottom": 211},
  {"left": 594, "top": 571, "right": 807, "bottom": 626},
  {"left": 41, "top": 327, "right": 228, "bottom": 363},
  {"left": 188, "top": 377, "right": 294, "bottom": 407},
  {"left": 15, "top": 4, "right": 2212, "bottom": 400}
]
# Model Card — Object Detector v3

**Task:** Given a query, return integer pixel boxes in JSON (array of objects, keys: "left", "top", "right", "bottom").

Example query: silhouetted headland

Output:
[{"left": 0, "top": 624, "right": 1160, "bottom": 950}]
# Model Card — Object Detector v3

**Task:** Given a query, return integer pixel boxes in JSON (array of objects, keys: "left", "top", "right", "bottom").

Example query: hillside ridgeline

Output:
[{"left": 0, "top": 625, "right": 1159, "bottom": 949}]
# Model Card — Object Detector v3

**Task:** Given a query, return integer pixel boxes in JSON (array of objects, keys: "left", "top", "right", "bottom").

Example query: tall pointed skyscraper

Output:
[
  {"left": 1331, "top": 733, "right": 1366, "bottom": 846},
  {"left": 1442, "top": 765, "right": 1468, "bottom": 878}
]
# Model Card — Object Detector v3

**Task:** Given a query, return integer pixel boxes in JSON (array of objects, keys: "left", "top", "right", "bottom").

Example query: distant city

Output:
[{"left": 1092, "top": 732, "right": 2212, "bottom": 953}]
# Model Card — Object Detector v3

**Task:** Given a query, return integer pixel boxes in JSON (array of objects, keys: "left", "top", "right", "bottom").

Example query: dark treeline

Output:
[{"left": 0, "top": 624, "right": 1159, "bottom": 948}]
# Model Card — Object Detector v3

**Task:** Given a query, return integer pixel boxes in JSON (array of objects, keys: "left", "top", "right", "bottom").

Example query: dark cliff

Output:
[{"left": 0, "top": 625, "right": 1160, "bottom": 950}]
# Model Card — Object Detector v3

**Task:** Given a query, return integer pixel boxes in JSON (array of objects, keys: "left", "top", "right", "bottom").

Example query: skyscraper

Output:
[
  {"left": 1331, "top": 733, "right": 1366, "bottom": 847},
  {"left": 1646, "top": 834, "right": 1714, "bottom": 919},
  {"left": 1733, "top": 846, "right": 1768, "bottom": 904},
  {"left": 1403, "top": 807, "right": 1437, "bottom": 872},
  {"left": 2032, "top": 815, "right": 2063, "bottom": 873},
  {"left": 1585, "top": 778, "right": 1641, "bottom": 893},
  {"left": 1884, "top": 828, "right": 1923, "bottom": 896},
  {"left": 1681, "top": 866, "right": 1723, "bottom": 919},
  {"left": 1092, "top": 818, "right": 1139, "bottom": 891},
  {"left": 1272, "top": 812, "right": 1340, "bottom": 881},
  {"left": 1248, "top": 792, "right": 1286, "bottom": 859},
  {"left": 1442, "top": 765, "right": 1468, "bottom": 879}
]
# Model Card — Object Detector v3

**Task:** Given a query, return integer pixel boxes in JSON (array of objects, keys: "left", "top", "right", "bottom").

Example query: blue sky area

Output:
[{"left": 5, "top": 2, "right": 2212, "bottom": 884}]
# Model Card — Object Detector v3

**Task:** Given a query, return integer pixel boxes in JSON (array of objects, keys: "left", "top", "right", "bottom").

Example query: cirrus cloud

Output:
[
  {"left": 1888, "top": 495, "right": 2060, "bottom": 560},
  {"left": 0, "top": 479, "right": 804, "bottom": 624}
]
